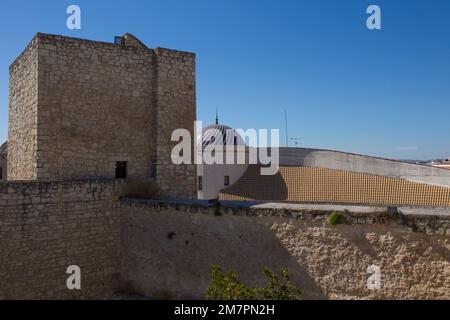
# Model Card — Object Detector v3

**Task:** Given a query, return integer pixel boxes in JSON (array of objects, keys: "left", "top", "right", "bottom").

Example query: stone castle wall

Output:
[
  {"left": 0, "top": 179, "right": 123, "bottom": 299},
  {"left": 8, "top": 36, "right": 39, "bottom": 180},
  {"left": 120, "top": 199, "right": 450, "bottom": 300},
  {"left": 1, "top": 186, "right": 449, "bottom": 300},
  {"left": 7, "top": 33, "right": 197, "bottom": 199},
  {"left": 154, "top": 48, "right": 197, "bottom": 198},
  {"left": 35, "top": 34, "right": 157, "bottom": 181},
  {"left": 4, "top": 33, "right": 448, "bottom": 301}
]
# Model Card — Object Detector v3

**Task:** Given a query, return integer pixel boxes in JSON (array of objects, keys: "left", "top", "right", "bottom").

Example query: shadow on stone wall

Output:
[
  {"left": 120, "top": 205, "right": 325, "bottom": 300},
  {"left": 119, "top": 200, "right": 450, "bottom": 300},
  {"left": 220, "top": 165, "right": 289, "bottom": 201}
]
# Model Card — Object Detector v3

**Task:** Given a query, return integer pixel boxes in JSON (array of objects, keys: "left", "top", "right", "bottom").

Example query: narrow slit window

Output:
[
  {"left": 198, "top": 176, "right": 203, "bottom": 190},
  {"left": 224, "top": 175, "right": 230, "bottom": 186},
  {"left": 150, "top": 158, "right": 157, "bottom": 178},
  {"left": 116, "top": 161, "right": 128, "bottom": 179}
]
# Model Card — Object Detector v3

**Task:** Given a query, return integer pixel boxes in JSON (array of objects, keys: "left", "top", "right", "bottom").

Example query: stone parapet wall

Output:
[
  {"left": 2, "top": 184, "right": 448, "bottom": 300},
  {"left": 0, "top": 179, "right": 124, "bottom": 299},
  {"left": 120, "top": 199, "right": 450, "bottom": 300}
]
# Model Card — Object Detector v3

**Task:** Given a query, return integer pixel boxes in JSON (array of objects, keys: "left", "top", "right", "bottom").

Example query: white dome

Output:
[{"left": 199, "top": 124, "right": 245, "bottom": 147}]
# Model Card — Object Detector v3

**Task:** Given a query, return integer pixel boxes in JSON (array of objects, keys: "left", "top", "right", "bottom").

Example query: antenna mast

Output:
[{"left": 285, "top": 110, "right": 288, "bottom": 147}]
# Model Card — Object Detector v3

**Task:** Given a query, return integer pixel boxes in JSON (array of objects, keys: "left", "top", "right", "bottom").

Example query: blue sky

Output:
[{"left": 0, "top": 0, "right": 449, "bottom": 160}]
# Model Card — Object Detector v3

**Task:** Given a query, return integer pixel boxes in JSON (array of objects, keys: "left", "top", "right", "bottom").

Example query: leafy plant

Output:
[
  {"left": 257, "top": 268, "right": 302, "bottom": 300},
  {"left": 206, "top": 265, "right": 257, "bottom": 300},
  {"left": 327, "top": 211, "right": 343, "bottom": 226},
  {"left": 205, "top": 265, "right": 301, "bottom": 300}
]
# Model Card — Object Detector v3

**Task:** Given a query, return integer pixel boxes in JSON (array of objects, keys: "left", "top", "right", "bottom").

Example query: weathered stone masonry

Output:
[
  {"left": 2, "top": 32, "right": 449, "bottom": 300},
  {"left": 1, "top": 32, "right": 198, "bottom": 299},
  {"left": 8, "top": 33, "right": 197, "bottom": 199},
  {"left": 8, "top": 36, "right": 38, "bottom": 180},
  {"left": 1, "top": 183, "right": 449, "bottom": 300},
  {"left": 0, "top": 180, "right": 123, "bottom": 299},
  {"left": 120, "top": 200, "right": 450, "bottom": 300}
]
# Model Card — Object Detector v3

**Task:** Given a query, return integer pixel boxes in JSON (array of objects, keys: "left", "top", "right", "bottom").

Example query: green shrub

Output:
[
  {"left": 205, "top": 265, "right": 301, "bottom": 300},
  {"left": 327, "top": 211, "right": 343, "bottom": 226},
  {"left": 205, "top": 265, "right": 257, "bottom": 300},
  {"left": 122, "top": 180, "right": 160, "bottom": 199}
]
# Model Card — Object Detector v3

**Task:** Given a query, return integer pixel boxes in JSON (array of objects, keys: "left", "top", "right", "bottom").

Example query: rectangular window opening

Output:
[
  {"left": 198, "top": 176, "right": 203, "bottom": 191},
  {"left": 224, "top": 175, "right": 230, "bottom": 186},
  {"left": 116, "top": 161, "right": 128, "bottom": 179}
]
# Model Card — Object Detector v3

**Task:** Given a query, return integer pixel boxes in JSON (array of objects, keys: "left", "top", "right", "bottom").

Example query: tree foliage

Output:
[{"left": 205, "top": 265, "right": 302, "bottom": 300}]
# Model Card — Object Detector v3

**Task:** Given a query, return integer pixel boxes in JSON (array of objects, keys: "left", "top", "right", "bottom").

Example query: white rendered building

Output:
[{"left": 197, "top": 122, "right": 248, "bottom": 200}]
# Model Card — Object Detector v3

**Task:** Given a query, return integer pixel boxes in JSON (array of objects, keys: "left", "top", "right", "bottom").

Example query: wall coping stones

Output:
[
  {"left": 10, "top": 32, "right": 196, "bottom": 71},
  {"left": 0, "top": 179, "right": 127, "bottom": 206},
  {"left": 120, "top": 198, "right": 450, "bottom": 235}
]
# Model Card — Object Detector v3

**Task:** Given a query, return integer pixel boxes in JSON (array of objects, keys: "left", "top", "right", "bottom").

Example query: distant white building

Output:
[
  {"left": 430, "top": 158, "right": 450, "bottom": 170},
  {"left": 197, "top": 121, "right": 248, "bottom": 200}
]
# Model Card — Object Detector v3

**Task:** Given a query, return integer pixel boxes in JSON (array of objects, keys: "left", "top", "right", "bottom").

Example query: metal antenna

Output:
[
  {"left": 215, "top": 108, "right": 219, "bottom": 125},
  {"left": 285, "top": 110, "right": 288, "bottom": 147}
]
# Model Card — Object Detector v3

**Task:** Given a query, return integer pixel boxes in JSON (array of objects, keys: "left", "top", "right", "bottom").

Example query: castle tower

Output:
[{"left": 8, "top": 33, "right": 197, "bottom": 198}]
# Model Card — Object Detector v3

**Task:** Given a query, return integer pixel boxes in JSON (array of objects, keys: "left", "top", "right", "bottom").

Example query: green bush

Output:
[
  {"left": 122, "top": 180, "right": 160, "bottom": 199},
  {"left": 205, "top": 265, "right": 301, "bottom": 300},
  {"left": 327, "top": 211, "right": 343, "bottom": 226}
]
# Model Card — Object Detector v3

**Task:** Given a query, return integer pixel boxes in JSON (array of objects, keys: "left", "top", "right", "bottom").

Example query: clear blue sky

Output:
[{"left": 1, "top": 0, "right": 449, "bottom": 160}]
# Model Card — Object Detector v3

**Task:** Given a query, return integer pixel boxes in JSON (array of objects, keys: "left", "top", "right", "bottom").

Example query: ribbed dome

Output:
[
  {"left": 0, "top": 142, "right": 6, "bottom": 154},
  {"left": 199, "top": 124, "right": 245, "bottom": 147}
]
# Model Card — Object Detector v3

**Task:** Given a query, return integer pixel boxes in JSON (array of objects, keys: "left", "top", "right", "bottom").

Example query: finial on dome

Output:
[{"left": 215, "top": 108, "right": 219, "bottom": 125}]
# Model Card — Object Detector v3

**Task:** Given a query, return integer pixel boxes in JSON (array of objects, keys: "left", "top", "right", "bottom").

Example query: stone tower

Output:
[{"left": 8, "top": 33, "right": 197, "bottom": 198}]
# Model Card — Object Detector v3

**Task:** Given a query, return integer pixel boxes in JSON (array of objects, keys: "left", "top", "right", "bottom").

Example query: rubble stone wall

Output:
[
  {"left": 120, "top": 199, "right": 450, "bottom": 300},
  {"left": 8, "top": 37, "right": 39, "bottom": 180},
  {"left": 0, "top": 179, "right": 123, "bottom": 299},
  {"left": 7, "top": 33, "right": 197, "bottom": 199}
]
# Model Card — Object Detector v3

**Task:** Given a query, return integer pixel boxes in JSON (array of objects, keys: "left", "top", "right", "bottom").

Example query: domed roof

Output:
[
  {"left": 199, "top": 124, "right": 245, "bottom": 147},
  {"left": 0, "top": 142, "right": 6, "bottom": 154}
]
